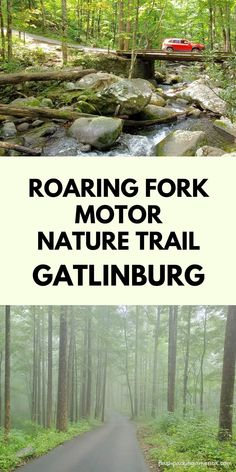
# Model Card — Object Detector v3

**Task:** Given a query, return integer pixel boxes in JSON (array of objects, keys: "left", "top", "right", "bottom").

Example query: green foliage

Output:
[
  {"left": 0, "top": 419, "right": 100, "bottom": 472},
  {"left": 142, "top": 415, "right": 236, "bottom": 471}
]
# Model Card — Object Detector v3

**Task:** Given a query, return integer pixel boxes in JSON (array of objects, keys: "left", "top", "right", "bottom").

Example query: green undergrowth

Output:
[
  {"left": 139, "top": 414, "right": 236, "bottom": 471},
  {"left": 0, "top": 419, "right": 100, "bottom": 472}
]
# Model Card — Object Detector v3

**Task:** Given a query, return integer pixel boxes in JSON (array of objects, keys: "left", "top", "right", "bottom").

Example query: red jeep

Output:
[{"left": 162, "top": 38, "right": 205, "bottom": 52}]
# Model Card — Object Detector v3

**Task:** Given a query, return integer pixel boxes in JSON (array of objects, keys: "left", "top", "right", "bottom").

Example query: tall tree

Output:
[
  {"left": 56, "top": 306, "right": 68, "bottom": 432},
  {"left": 200, "top": 308, "right": 207, "bottom": 411},
  {"left": 218, "top": 306, "right": 236, "bottom": 440},
  {"left": 183, "top": 307, "right": 192, "bottom": 417},
  {"left": 4, "top": 305, "right": 11, "bottom": 439},
  {"left": 151, "top": 306, "right": 161, "bottom": 418},
  {"left": 46, "top": 306, "right": 53, "bottom": 428},
  {"left": 167, "top": 306, "right": 178, "bottom": 413},
  {"left": 134, "top": 306, "right": 139, "bottom": 417},
  {"left": 0, "top": 349, "right": 2, "bottom": 426},
  {"left": 0, "top": 0, "right": 5, "bottom": 60},
  {"left": 61, "top": 0, "right": 68, "bottom": 64},
  {"left": 6, "top": 0, "right": 12, "bottom": 60}
]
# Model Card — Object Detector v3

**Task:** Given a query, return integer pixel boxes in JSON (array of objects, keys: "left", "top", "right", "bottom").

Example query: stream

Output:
[{"left": 43, "top": 115, "right": 233, "bottom": 156}]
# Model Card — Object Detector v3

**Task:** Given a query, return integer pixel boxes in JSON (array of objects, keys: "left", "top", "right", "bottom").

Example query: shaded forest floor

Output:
[
  {"left": 138, "top": 414, "right": 236, "bottom": 471},
  {"left": 0, "top": 419, "right": 100, "bottom": 471}
]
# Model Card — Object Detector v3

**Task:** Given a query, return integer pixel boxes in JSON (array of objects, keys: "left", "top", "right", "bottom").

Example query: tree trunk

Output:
[
  {"left": 46, "top": 306, "right": 53, "bottom": 428},
  {"left": 79, "top": 316, "right": 88, "bottom": 418},
  {"left": 37, "top": 314, "right": 41, "bottom": 424},
  {"left": 4, "top": 306, "right": 11, "bottom": 440},
  {"left": 218, "top": 306, "right": 236, "bottom": 440},
  {"left": 86, "top": 313, "right": 92, "bottom": 418},
  {"left": 0, "top": 0, "right": 5, "bottom": 60},
  {"left": 167, "top": 306, "right": 178, "bottom": 413},
  {"left": 0, "top": 104, "right": 99, "bottom": 122},
  {"left": 118, "top": 0, "right": 125, "bottom": 50},
  {"left": 128, "top": 0, "right": 140, "bottom": 79},
  {"left": 134, "top": 306, "right": 139, "bottom": 417},
  {"left": 61, "top": 0, "right": 68, "bottom": 64},
  {"left": 6, "top": 0, "right": 12, "bottom": 61},
  {"left": 0, "top": 350, "right": 2, "bottom": 426},
  {"left": 56, "top": 306, "right": 68, "bottom": 432},
  {"left": 183, "top": 307, "right": 191, "bottom": 417},
  {"left": 41, "top": 313, "right": 46, "bottom": 427},
  {"left": 0, "top": 68, "right": 96, "bottom": 85},
  {"left": 123, "top": 313, "right": 134, "bottom": 418},
  {"left": 208, "top": 0, "right": 214, "bottom": 50},
  {"left": 200, "top": 309, "right": 207, "bottom": 411},
  {"left": 0, "top": 141, "right": 41, "bottom": 156},
  {"left": 151, "top": 306, "right": 161, "bottom": 418},
  {"left": 101, "top": 308, "right": 109, "bottom": 423}
]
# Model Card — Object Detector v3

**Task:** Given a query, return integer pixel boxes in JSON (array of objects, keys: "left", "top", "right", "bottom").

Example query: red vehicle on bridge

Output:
[{"left": 162, "top": 38, "right": 205, "bottom": 52}]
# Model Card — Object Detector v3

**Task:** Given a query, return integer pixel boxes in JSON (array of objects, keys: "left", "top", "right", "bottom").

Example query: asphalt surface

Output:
[
  {"left": 18, "top": 414, "right": 150, "bottom": 472},
  {"left": 11, "top": 28, "right": 114, "bottom": 53}
]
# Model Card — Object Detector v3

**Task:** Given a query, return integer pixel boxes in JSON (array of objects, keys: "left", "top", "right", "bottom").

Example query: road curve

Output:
[
  {"left": 18, "top": 414, "right": 150, "bottom": 472},
  {"left": 10, "top": 28, "right": 114, "bottom": 53}
]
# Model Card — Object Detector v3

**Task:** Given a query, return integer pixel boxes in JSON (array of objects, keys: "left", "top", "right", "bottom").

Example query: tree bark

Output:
[
  {"left": 86, "top": 313, "right": 92, "bottom": 418},
  {"left": 0, "top": 0, "right": 5, "bottom": 60},
  {"left": 46, "top": 306, "right": 53, "bottom": 428},
  {"left": 183, "top": 307, "right": 191, "bottom": 416},
  {"left": 4, "top": 306, "right": 11, "bottom": 440},
  {"left": 218, "top": 306, "right": 236, "bottom": 440},
  {"left": 151, "top": 306, "right": 161, "bottom": 418},
  {"left": 6, "top": 0, "right": 12, "bottom": 61},
  {"left": 61, "top": 0, "right": 68, "bottom": 64},
  {"left": 123, "top": 312, "right": 134, "bottom": 418},
  {"left": 200, "top": 309, "right": 207, "bottom": 411},
  {"left": 0, "top": 104, "right": 98, "bottom": 122},
  {"left": 0, "top": 142, "right": 41, "bottom": 156},
  {"left": 134, "top": 306, "right": 139, "bottom": 417},
  {"left": 167, "top": 306, "right": 178, "bottom": 413},
  {"left": 56, "top": 306, "right": 68, "bottom": 432},
  {"left": 0, "top": 350, "right": 2, "bottom": 426},
  {"left": 0, "top": 68, "right": 96, "bottom": 85}
]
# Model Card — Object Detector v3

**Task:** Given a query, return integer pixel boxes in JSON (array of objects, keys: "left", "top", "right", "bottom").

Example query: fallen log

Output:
[
  {"left": 0, "top": 141, "right": 41, "bottom": 155},
  {"left": 0, "top": 104, "right": 97, "bottom": 121},
  {"left": 0, "top": 68, "right": 96, "bottom": 85},
  {"left": 0, "top": 105, "right": 186, "bottom": 128},
  {"left": 123, "top": 111, "right": 186, "bottom": 129}
]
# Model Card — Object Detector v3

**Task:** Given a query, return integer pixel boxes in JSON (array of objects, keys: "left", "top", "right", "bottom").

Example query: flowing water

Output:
[{"left": 43, "top": 115, "right": 234, "bottom": 156}]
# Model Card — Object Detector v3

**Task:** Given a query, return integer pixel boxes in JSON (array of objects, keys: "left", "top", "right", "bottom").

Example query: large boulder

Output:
[
  {"left": 180, "top": 79, "right": 227, "bottom": 115},
  {"left": 155, "top": 130, "right": 206, "bottom": 156},
  {"left": 68, "top": 116, "right": 123, "bottom": 150},
  {"left": 95, "top": 78, "right": 152, "bottom": 115},
  {"left": 133, "top": 105, "right": 178, "bottom": 122},
  {"left": 76, "top": 72, "right": 121, "bottom": 91},
  {"left": 213, "top": 118, "right": 236, "bottom": 142}
]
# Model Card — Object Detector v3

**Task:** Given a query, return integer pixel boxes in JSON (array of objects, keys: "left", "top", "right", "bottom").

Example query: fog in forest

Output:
[{"left": 1, "top": 306, "right": 236, "bottom": 472}]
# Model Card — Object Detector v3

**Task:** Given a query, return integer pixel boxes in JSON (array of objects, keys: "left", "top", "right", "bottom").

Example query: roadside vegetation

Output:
[
  {"left": 139, "top": 414, "right": 236, "bottom": 471},
  {"left": 0, "top": 419, "right": 99, "bottom": 471}
]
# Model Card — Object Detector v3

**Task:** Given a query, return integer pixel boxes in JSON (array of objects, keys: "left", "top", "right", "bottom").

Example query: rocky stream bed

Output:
[{"left": 0, "top": 64, "right": 236, "bottom": 157}]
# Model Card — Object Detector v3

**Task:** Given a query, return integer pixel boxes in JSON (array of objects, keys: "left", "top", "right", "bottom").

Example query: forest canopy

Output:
[{"left": 1, "top": 0, "right": 236, "bottom": 54}]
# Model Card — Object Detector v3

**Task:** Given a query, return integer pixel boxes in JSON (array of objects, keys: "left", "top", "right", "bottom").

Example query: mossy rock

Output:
[
  {"left": 133, "top": 105, "right": 177, "bottom": 122},
  {"left": 10, "top": 97, "right": 41, "bottom": 107},
  {"left": 72, "top": 52, "right": 130, "bottom": 77},
  {"left": 68, "top": 116, "right": 123, "bottom": 150},
  {"left": 155, "top": 130, "right": 207, "bottom": 156}
]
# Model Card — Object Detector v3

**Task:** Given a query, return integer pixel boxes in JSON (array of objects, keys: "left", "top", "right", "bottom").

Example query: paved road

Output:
[
  {"left": 18, "top": 414, "right": 150, "bottom": 472},
  {"left": 11, "top": 28, "right": 114, "bottom": 53}
]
